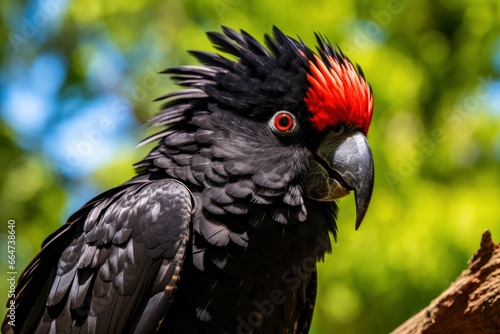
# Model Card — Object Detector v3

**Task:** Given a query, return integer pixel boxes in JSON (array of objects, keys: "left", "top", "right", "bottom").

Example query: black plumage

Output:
[{"left": 3, "top": 26, "right": 375, "bottom": 334}]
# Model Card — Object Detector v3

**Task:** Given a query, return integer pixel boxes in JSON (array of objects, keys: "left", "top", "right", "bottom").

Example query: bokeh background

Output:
[{"left": 1, "top": 0, "right": 500, "bottom": 333}]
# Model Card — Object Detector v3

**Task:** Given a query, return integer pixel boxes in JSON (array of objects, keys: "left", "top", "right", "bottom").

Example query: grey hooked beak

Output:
[{"left": 306, "top": 131, "right": 374, "bottom": 230}]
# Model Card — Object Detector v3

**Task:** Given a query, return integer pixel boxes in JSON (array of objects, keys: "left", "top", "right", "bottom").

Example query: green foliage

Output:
[{"left": 1, "top": 0, "right": 499, "bottom": 333}]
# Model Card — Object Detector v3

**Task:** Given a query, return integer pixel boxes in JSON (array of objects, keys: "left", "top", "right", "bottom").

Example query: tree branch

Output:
[{"left": 392, "top": 230, "right": 500, "bottom": 334}]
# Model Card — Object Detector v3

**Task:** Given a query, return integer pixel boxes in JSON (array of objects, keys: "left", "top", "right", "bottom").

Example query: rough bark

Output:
[{"left": 391, "top": 230, "right": 500, "bottom": 334}]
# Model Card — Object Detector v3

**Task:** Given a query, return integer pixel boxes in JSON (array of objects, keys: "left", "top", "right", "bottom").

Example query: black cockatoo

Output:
[{"left": 3, "top": 26, "right": 374, "bottom": 334}]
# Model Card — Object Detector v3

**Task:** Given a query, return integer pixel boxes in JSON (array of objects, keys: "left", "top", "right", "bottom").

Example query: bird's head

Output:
[{"left": 140, "top": 26, "right": 374, "bottom": 230}]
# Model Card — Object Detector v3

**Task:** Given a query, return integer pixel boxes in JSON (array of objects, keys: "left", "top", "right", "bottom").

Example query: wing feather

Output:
[{"left": 3, "top": 178, "right": 193, "bottom": 334}]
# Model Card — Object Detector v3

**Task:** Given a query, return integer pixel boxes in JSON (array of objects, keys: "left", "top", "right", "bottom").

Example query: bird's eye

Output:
[
  {"left": 269, "top": 111, "right": 298, "bottom": 135},
  {"left": 275, "top": 113, "right": 293, "bottom": 131},
  {"left": 331, "top": 123, "right": 346, "bottom": 136}
]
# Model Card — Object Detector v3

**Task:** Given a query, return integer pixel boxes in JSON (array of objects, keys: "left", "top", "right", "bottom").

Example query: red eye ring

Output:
[
  {"left": 274, "top": 112, "right": 294, "bottom": 132},
  {"left": 269, "top": 111, "right": 299, "bottom": 136}
]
